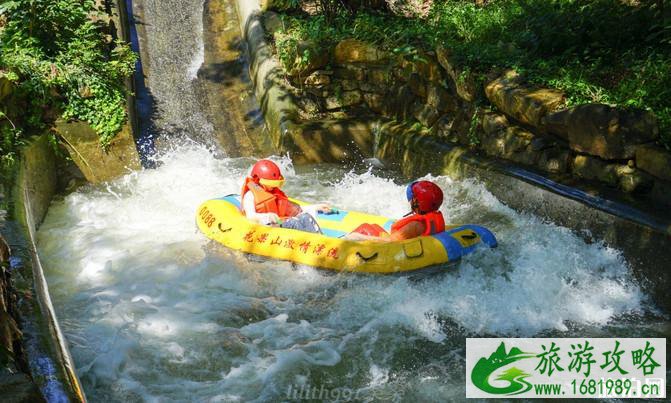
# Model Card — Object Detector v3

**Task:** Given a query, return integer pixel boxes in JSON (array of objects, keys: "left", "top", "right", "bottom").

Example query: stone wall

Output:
[
  {"left": 0, "top": 1, "right": 138, "bottom": 399},
  {"left": 253, "top": 11, "right": 671, "bottom": 310},
  {"left": 266, "top": 13, "right": 671, "bottom": 209}
]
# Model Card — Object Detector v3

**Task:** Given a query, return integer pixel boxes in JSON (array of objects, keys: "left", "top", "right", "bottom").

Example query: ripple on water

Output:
[{"left": 37, "top": 145, "right": 654, "bottom": 401}]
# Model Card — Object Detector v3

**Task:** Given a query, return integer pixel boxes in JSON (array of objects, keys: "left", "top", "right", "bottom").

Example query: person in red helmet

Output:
[
  {"left": 347, "top": 180, "right": 445, "bottom": 241},
  {"left": 241, "top": 159, "right": 332, "bottom": 232}
]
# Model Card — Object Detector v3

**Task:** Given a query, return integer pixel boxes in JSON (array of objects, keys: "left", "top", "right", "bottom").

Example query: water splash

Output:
[{"left": 37, "top": 145, "right": 650, "bottom": 401}]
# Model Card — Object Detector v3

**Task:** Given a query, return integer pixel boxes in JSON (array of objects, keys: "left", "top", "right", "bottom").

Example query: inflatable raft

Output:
[{"left": 196, "top": 195, "right": 497, "bottom": 274}]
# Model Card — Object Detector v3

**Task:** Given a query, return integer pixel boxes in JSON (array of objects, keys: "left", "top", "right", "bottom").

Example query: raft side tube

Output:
[{"left": 197, "top": 195, "right": 497, "bottom": 274}]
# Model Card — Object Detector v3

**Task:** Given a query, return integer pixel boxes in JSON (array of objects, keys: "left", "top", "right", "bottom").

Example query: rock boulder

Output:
[
  {"left": 413, "top": 104, "right": 440, "bottom": 128},
  {"left": 334, "top": 39, "right": 389, "bottom": 64},
  {"left": 544, "top": 104, "right": 658, "bottom": 160},
  {"left": 615, "top": 165, "right": 653, "bottom": 193},
  {"left": 426, "top": 85, "right": 457, "bottom": 113},
  {"left": 635, "top": 144, "right": 671, "bottom": 181},
  {"left": 0, "top": 76, "right": 13, "bottom": 102},
  {"left": 304, "top": 70, "right": 331, "bottom": 87},
  {"left": 436, "top": 46, "right": 478, "bottom": 102},
  {"left": 281, "top": 40, "right": 329, "bottom": 77},
  {"left": 400, "top": 53, "right": 444, "bottom": 83},
  {"left": 485, "top": 70, "right": 565, "bottom": 128},
  {"left": 363, "top": 93, "right": 385, "bottom": 114},
  {"left": 479, "top": 112, "right": 537, "bottom": 161},
  {"left": 54, "top": 119, "right": 141, "bottom": 183},
  {"left": 571, "top": 154, "right": 618, "bottom": 186},
  {"left": 537, "top": 146, "right": 570, "bottom": 174},
  {"left": 325, "top": 90, "right": 363, "bottom": 110}
]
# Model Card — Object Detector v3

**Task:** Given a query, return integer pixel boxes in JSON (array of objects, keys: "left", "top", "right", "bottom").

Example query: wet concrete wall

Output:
[
  {"left": 0, "top": 0, "right": 145, "bottom": 400},
  {"left": 128, "top": 0, "right": 267, "bottom": 157},
  {"left": 6, "top": 134, "right": 86, "bottom": 402}
]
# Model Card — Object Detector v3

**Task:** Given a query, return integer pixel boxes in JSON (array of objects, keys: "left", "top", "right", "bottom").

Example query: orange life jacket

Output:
[
  {"left": 391, "top": 211, "right": 445, "bottom": 237},
  {"left": 241, "top": 177, "right": 292, "bottom": 218}
]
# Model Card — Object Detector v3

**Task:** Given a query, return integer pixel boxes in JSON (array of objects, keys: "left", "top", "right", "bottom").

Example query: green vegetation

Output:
[
  {"left": 271, "top": 0, "right": 671, "bottom": 146},
  {"left": 0, "top": 0, "right": 136, "bottom": 172}
]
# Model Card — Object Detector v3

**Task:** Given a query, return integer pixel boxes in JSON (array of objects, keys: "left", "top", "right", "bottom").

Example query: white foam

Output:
[
  {"left": 37, "top": 146, "right": 649, "bottom": 400},
  {"left": 186, "top": 0, "right": 205, "bottom": 80}
]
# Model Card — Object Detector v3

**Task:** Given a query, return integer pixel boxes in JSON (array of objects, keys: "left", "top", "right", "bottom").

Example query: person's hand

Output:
[{"left": 261, "top": 213, "right": 281, "bottom": 225}]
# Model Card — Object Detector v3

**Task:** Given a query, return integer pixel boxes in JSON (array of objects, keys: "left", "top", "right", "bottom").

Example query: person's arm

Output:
[
  {"left": 286, "top": 201, "right": 303, "bottom": 217},
  {"left": 242, "top": 192, "right": 280, "bottom": 225},
  {"left": 389, "top": 221, "right": 425, "bottom": 241},
  {"left": 345, "top": 221, "right": 424, "bottom": 242}
]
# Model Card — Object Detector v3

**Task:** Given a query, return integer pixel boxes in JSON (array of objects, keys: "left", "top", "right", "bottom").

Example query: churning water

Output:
[
  {"left": 37, "top": 146, "right": 662, "bottom": 401},
  {"left": 35, "top": 0, "right": 666, "bottom": 400}
]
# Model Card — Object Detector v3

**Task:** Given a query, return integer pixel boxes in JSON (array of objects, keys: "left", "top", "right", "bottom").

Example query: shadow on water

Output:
[
  {"left": 127, "top": 0, "right": 269, "bottom": 164},
  {"left": 199, "top": 61, "right": 244, "bottom": 85},
  {"left": 195, "top": 0, "right": 270, "bottom": 156}
]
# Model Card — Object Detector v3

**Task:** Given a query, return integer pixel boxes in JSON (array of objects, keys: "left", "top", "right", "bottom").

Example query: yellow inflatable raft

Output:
[{"left": 196, "top": 195, "right": 497, "bottom": 274}]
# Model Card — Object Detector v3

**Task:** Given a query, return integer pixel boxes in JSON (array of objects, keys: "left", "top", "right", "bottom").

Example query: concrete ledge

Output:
[
  {"left": 55, "top": 119, "right": 141, "bottom": 184},
  {"left": 376, "top": 122, "right": 671, "bottom": 312},
  {"left": 10, "top": 135, "right": 86, "bottom": 402},
  {"left": 234, "top": 0, "right": 299, "bottom": 150},
  {"left": 289, "top": 119, "right": 375, "bottom": 163}
]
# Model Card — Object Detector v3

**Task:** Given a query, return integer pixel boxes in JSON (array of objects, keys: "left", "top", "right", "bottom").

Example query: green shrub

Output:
[
  {"left": 0, "top": 0, "right": 136, "bottom": 145},
  {"left": 271, "top": 0, "right": 671, "bottom": 147}
]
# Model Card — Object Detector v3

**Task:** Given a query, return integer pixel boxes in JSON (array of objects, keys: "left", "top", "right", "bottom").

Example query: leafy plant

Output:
[
  {"left": 269, "top": 0, "right": 302, "bottom": 12},
  {"left": 468, "top": 107, "right": 480, "bottom": 146},
  {"left": 0, "top": 110, "right": 23, "bottom": 171},
  {"left": 270, "top": 0, "right": 671, "bottom": 147},
  {"left": 0, "top": 0, "right": 137, "bottom": 145}
]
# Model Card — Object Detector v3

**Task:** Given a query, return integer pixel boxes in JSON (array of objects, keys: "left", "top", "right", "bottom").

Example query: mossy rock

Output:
[
  {"left": 572, "top": 154, "right": 619, "bottom": 186},
  {"left": 635, "top": 144, "right": 671, "bottom": 182},
  {"left": 0, "top": 77, "right": 14, "bottom": 102},
  {"left": 485, "top": 70, "right": 565, "bottom": 129},
  {"left": 325, "top": 90, "right": 363, "bottom": 110},
  {"left": 54, "top": 119, "right": 141, "bottom": 184},
  {"left": 281, "top": 40, "right": 330, "bottom": 77},
  {"left": 544, "top": 104, "right": 658, "bottom": 160},
  {"left": 436, "top": 45, "right": 478, "bottom": 102},
  {"left": 334, "top": 39, "right": 390, "bottom": 65}
]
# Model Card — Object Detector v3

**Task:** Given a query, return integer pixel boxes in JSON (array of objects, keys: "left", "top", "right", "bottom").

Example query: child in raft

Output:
[
  {"left": 241, "top": 159, "right": 332, "bottom": 233},
  {"left": 346, "top": 180, "right": 445, "bottom": 241}
]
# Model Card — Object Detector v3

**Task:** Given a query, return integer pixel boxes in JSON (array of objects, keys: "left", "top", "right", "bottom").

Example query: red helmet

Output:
[
  {"left": 406, "top": 180, "right": 443, "bottom": 214},
  {"left": 251, "top": 159, "right": 285, "bottom": 189}
]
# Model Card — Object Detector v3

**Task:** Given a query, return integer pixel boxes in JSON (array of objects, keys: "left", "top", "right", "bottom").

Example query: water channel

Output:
[{"left": 35, "top": 0, "right": 669, "bottom": 400}]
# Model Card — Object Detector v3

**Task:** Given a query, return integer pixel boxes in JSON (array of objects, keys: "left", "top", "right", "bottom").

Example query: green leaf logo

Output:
[{"left": 471, "top": 342, "right": 536, "bottom": 395}]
